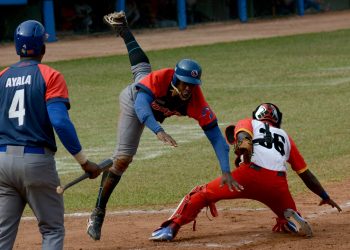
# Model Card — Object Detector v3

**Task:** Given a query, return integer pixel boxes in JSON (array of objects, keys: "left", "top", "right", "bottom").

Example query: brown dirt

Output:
[
  {"left": 14, "top": 178, "right": 350, "bottom": 250},
  {"left": 8, "top": 10, "right": 350, "bottom": 250},
  {"left": 1, "top": 10, "right": 350, "bottom": 67}
]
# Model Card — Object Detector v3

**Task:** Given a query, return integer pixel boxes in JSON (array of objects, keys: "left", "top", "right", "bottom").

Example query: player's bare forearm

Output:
[
  {"left": 299, "top": 169, "right": 341, "bottom": 212},
  {"left": 298, "top": 169, "right": 325, "bottom": 195}
]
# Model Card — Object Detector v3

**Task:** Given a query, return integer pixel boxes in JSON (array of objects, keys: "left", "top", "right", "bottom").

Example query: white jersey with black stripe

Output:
[{"left": 251, "top": 120, "right": 291, "bottom": 172}]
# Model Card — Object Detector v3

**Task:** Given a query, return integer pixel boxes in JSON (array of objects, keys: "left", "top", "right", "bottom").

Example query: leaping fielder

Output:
[
  {"left": 150, "top": 103, "right": 342, "bottom": 241},
  {"left": 86, "top": 11, "right": 243, "bottom": 241}
]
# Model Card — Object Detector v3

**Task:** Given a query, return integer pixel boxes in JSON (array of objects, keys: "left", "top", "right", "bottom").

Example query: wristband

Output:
[
  {"left": 320, "top": 191, "right": 330, "bottom": 200},
  {"left": 74, "top": 150, "right": 88, "bottom": 165}
]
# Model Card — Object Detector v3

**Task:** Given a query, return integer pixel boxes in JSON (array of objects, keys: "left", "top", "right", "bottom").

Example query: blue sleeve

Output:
[
  {"left": 134, "top": 91, "right": 164, "bottom": 134},
  {"left": 47, "top": 101, "right": 82, "bottom": 155},
  {"left": 204, "top": 125, "right": 231, "bottom": 173}
]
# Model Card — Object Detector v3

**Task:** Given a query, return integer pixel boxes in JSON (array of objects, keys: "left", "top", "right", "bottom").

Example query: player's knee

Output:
[
  {"left": 110, "top": 155, "right": 133, "bottom": 175},
  {"left": 171, "top": 184, "right": 218, "bottom": 226}
]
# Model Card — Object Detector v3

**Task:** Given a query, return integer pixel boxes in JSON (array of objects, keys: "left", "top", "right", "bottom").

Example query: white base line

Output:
[
  {"left": 21, "top": 201, "right": 349, "bottom": 220},
  {"left": 20, "top": 207, "right": 268, "bottom": 221}
]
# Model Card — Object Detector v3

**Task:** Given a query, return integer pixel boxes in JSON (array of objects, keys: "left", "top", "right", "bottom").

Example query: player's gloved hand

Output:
[
  {"left": 319, "top": 198, "right": 342, "bottom": 212},
  {"left": 81, "top": 160, "right": 101, "bottom": 179},
  {"left": 220, "top": 172, "right": 244, "bottom": 192},
  {"left": 156, "top": 131, "right": 178, "bottom": 147}
]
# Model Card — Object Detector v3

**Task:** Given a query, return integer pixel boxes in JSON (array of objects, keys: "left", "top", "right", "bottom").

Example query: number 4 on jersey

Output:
[{"left": 9, "top": 89, "right": 25, "bottom": 126}]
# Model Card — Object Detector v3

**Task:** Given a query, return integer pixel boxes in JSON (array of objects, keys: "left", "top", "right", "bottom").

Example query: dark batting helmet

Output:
[
  {"left": 14, "top": 20, "right": 47, "bottom": 57},
  {"left": 252, "top": 103, "right": 283, "bottom": 128},
  {"left": 173, "top": 59, "right": 202, "bottom": 85}
]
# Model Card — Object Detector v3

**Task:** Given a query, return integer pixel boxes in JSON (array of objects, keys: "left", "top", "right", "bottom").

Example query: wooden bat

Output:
[{"left": 56, "top": 158, "right": 113, "bottom": 194}]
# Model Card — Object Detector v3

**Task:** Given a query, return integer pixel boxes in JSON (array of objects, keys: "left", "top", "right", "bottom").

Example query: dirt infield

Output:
[
  {"left": 15, "top": 178, "right": 350, "bottom": 250},
  {"left": 8, "top": 10, "right": 350, "bottom": 250}
]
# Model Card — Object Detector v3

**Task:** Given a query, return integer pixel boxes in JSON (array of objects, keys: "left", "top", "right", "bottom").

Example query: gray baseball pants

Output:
[
  {"left": 0, "top": 145, "right": 64, "bottom": 250},
  {"left": 113, "top": 62, "right": 152, "bottom": 159}
]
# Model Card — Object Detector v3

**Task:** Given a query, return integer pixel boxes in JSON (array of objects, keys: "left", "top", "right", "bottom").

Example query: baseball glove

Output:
[{"left": 234, "top": 137, "right": 253, "bottom": 164}]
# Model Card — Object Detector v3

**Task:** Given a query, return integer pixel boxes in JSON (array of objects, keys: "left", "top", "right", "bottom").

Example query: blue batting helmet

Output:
[
  {"left": 173, "top": 59, "right": 202, "bottom": 85},
  {"left": 14, "top": 20, "right": 46, "bottom": 57}
]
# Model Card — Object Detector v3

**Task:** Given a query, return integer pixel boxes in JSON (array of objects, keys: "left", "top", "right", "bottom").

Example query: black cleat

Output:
[{"left": 87, "top": 207, "right": 106, "bottom": 241}]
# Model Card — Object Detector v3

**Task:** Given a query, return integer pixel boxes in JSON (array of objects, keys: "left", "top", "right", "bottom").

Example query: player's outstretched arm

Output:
[
  {"left": 298, "top": 169, "right": 342, "bottom": 212},
  {"left": 134, "top": 91, "right": 178, "bottom": 147},
  {"left": 204, "top": 125, "right": 243, "bottom": 192}
]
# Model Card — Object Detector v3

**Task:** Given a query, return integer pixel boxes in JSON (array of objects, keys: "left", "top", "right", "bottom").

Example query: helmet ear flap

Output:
[
  {"left": 252, "top": 105, "right": 259, "bottom": 120},
  {"left": 41, "top": 44, "right": 46, "bottom": 55},
  {"left": 172, "top": 73, "right": 178, "bottom": 85}
]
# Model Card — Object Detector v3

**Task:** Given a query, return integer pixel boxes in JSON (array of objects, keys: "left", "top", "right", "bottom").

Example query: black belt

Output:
[
  {"left": 0, "top": 145, "right": 46, "bottom": 154},
  {"left": 250, "top": 163, "right": 286, "bottom": 177}
]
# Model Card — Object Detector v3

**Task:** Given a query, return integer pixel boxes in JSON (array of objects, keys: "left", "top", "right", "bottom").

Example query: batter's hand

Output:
[
  {"left": 319, "top": 198, "right": 342, "bottom": 212},
  {"left": 156, "top": 131, "right": 178, "bottom": 147},
  {"left": 220, "top": 172, "right": 244, "bottom": 192},
  {"left": 81, "top": 160, "right": 101, "bottom": 179}
]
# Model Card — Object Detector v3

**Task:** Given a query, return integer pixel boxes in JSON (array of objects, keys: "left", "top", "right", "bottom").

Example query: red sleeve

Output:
[
  {"left": 288, "top": 136, "right": 307, "bottom": 173},
  {"left": 187, "top": 87, "right": 217, "bottom": 127},
  {"left": 0, "top": 67, "right": 9, "bottom": 77},
  {"left": 38, "top": 64, "right": 69, "bottom": 101},
  {"left": 138, "top": 68, "right": 174, "bottom": 97},
  {"left": 234, "top": 118, "right": 253, "bottom": 141}
]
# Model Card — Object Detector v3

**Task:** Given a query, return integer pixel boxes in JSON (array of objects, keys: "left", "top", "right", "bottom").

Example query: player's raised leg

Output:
[
  {"left": 103, "top": 11, "right": 151, "bottom": 82},
  {"left": 87, "top": 11, "right": 151, "bottom": 241}
]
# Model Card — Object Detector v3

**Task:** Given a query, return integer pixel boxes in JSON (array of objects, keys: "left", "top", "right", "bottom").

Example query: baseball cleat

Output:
[
  {"left": 87, "top": 207, "right": 106, "bottom": 241},
  {"left": 284, "top": 208, "right": 313, "bottom": 237},
  {"left": 103, "top": 11, "right": 128, "bottom": 35},
  {"left": 285, "top": 220, "right": 298, "bottom": 233},
  {"left": 149, "top": 226, "right": 175, "bottom": 241}
]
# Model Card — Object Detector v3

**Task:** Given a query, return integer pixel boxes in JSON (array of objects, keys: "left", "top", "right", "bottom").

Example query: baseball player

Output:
[
  {"left": 150, "top": 103, "right": 342, "bottom": 241},
  {"left": 86, "top": 11, "right": 243, "bottom": 241},
  {"left": 0, "top": 20, "right": 101, "bottom": 250}
]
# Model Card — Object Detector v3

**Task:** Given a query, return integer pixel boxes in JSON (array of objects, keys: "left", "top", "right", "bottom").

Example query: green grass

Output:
[{"left": 25, "top": 29, "right": 350, "bottom": 214}]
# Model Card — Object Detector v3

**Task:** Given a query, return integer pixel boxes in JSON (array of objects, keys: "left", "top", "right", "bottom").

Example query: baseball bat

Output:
[{"left": 56, "top": 158, "right": 113, "bottom": 194}]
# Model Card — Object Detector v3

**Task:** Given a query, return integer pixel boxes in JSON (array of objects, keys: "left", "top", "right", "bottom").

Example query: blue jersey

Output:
[{"left": 0, "top": 60, "right": 70, "bottom": 152}]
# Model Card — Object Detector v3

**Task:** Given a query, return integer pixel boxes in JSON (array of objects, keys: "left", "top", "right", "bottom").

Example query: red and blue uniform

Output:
[
  {"left": 1, "top": 20, "right": 96, "bottom": 249},
  {"left": 133, "top": 68, "right": 230, "bottom": 173},
  {"left": 136, "top": 68, "right": 217, "bottom": 129},
  {"left": 0, "top": 59, "right": 83, "bottom": 249},
  {"left": 0, "top": 59, "right": 82, "bottom": 155},
  {"left": 0, "top": 60, "right": 69, "bottom": 151}
]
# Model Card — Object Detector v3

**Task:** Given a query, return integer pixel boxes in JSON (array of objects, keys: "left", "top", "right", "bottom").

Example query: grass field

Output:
[{"left": 33, "top": 29, "right": 350, "bottom": 214}]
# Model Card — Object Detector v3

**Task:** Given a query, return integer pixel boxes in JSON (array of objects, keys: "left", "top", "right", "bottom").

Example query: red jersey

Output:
[{"left": 136, "top": 68, "right": 217, "bottom": 129}]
